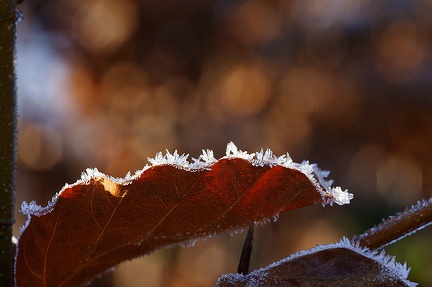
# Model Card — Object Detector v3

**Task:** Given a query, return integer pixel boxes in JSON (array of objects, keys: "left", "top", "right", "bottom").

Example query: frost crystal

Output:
[
  {"left": 218, "top": 238, "right": 416, "bottom": 287},
  {"left": 148, "top": 150, "right": 190, "bottom": 168},
  {"left": 278, "top": 237, "right": 413, "bottom": 284},
  {"left": 20, "top": 195, "right": 58, "bottom": 218},
  {"left": 331, "top": 186, "right": 353, "bottom": 205},
  {"left": 225, "top": 141, "right": 254, "bottom": 160},
  {"left": 223, "top": 142, "right": 352, "bottom": 206},
  {"left": 18, "top": 142, "right": 352, "bottom": 240},
  {"left": 81, "top": 142, "right": 351, "bottom": 207},
  {"left": 190, "top": 149, "right": 217, "bottom": 169}
]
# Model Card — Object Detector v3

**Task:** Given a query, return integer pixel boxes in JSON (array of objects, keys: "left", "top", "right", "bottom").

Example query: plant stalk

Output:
[
  {"left": 237, "top": 223, "right": 254, "bottom": 275},
  {"left": 0, "top": 0, "right": 18, "bottom": 286},
  {"left": 353, "top": 198, "right": 432, "bottom": 250}
]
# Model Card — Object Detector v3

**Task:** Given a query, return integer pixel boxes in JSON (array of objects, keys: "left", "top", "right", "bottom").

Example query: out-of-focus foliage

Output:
[{"left": 15, "top": 0, "right": 432, "bottom": 286}]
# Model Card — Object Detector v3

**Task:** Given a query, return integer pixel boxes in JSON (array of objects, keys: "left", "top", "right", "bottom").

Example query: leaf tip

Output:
[
  {"left": 339, "top": 238, "right": 416, "bottom": 286},
  {"left": 327, "top": 186, "right": 353, "bottom": 206}
]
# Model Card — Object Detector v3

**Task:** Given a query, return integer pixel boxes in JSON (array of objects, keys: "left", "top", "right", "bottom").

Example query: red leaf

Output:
[
  {"left": 216, "top": 238, "right": 416, "bottom": 287},
  {"left": 15, "top": 142, "right": 351, "bottom": 287}
]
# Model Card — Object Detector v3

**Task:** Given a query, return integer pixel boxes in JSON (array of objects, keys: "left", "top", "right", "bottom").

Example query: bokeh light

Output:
[{"left": 14, "top": 0, "right": 432, "bottom": 286}]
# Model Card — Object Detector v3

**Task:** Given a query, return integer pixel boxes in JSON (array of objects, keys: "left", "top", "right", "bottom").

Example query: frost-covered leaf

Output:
[
  {"left": 216, "top": 238, "right": 416, "bottom": 287},
  {"left": 15, "top": 142, "right": 351, "bottom": 287}
]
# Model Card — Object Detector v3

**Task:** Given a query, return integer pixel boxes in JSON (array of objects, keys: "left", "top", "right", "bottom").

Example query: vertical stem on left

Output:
[{"left": 0, "top": 1, "right": 18, "bottom": 286}]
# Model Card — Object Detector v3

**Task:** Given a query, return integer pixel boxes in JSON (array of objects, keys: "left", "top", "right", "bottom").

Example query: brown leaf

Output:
[
  {"left": 216, "top": 238, "right": 416, "bottom": 287},
  {"left": 15, "top": 142, "right": 351, "bottom": 287}
]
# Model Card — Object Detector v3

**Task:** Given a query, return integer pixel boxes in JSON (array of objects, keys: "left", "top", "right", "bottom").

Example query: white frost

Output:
[
  {"left": 88, "top": 142, "right": 351, "bottom": 207},
  {"left": 221, "top": 142, "right": 352, "bottom": 206},
  {"left": 355, "top": 198, "right": 432, "bottom": 248},
  {"left": 18, "top": 142, "right": 352, "bottom": 234},
  {"left": 268, "top": 237, "right": 414, "bottom": 283},
  {"left": 190, "top": 149, "right": 218, "bottom": 169},
  {"left": 330, "top": 186, "right": 353, "bottom": 205},
  {"left": 148, "top": 149, "right": 190, "bottom": 168},
  {"left": 225, "top": 141, "right": 254, "bottom": 160},
  {"left": 217, "top": 237, "right": 416, "bottom": 287}
]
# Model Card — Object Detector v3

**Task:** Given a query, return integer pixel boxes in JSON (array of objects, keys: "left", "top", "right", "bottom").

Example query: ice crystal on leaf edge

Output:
[
  {"left": 217, "top": 237, "right": 417, "bottom": 287},
  {"left": 20, "top": 141, "right": 352, "bottom": 221}
]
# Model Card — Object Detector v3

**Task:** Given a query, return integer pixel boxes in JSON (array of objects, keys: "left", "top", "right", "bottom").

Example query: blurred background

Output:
[{"left": 14, "top": 0, "right": 432, "bottom": 286}]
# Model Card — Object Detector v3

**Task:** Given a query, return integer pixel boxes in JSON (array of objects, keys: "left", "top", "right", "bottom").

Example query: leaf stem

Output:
[
  {"left": 353, "top": 198, "right": 432, "bottom": 250},
  {"left": 0, "top": 0, "right": 18, "bottom": 286},
  {"left": 237, "top": 223, "right": 254, "bottom": 275}
]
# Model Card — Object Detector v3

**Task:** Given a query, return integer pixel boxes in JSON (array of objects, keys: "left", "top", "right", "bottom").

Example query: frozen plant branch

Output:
[
  {"left": 353, "top": 197, "right": 432, "bottom": 250},
  {"left": 0, "top": 0, "right": 19, "bottom": 286}
]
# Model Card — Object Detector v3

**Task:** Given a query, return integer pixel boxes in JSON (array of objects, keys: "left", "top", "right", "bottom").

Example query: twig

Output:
[{"left": 352, "top": 197, "right": 432, "bottom": 250}]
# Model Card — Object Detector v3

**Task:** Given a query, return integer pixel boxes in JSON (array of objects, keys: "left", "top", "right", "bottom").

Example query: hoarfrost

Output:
[
  {"left": 253, "top": 148, "right": 289, "bottom": 167},
  {"left": 190, "top": 149, "right": 217, "bottom": 169},
  {"left": 19, "top": 142, "right": 352, "bottom": 222},
  {"left": 217, "top": 237, "right": 416, "bottom": 287},
  {"left": 217, "top": 273, "right": 255, "bottom": 287},
  {"left": 80, "top": 168, "right": 136, "bottom": 185},
  {"left": 178, "top": 239, "right": 197, "bottom": 248},
  {"left": 144, "top": 141, "right": 351, "bottom": 208},
  {"left": 80, "top": 167, "right": 103, "bottom": 182},
  {"left": 268, "top": 237, "right": 415, "bottom": 286},
  {"left": 144, "top": 141, "right": 352, "bottom": 208},
  {"left": 124, "top": 171, "right": 131, "bottom": 180},
  {"left": 17, "top": 142, "right": 352, "bottom": 264},
  {"left": 225, "top": 141, "right": 253, "bottom": 160},
  {"left": 20, "top": 199, "right": 56, "bottom": 217},
  {"left": 148, "top": 149, "right": 190, "bottom": 168},
  {"left": 223, "top": 142, "right": 352, "bottom": 206},
  {"left": 354, "top": 197, "right": 432, "bottom": 248},
  {"left": 18, "top": 167, "right": 142, "bottom": 242},
  {"left": 200, "top": 149, "right": 217, "bottom": 164},
  {"left": 330, "top": 186, "right": 353, "bottom": 205}
]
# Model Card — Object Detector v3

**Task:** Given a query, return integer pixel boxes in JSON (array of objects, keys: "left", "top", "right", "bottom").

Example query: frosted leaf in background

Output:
[{"left": 216, "top": 238, "right": 417, "bottom": 287}]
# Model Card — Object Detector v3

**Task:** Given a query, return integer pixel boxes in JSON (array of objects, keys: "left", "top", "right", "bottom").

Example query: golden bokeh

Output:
[{"left": 14, "top": 0, "right": 432, "bottom": 286}]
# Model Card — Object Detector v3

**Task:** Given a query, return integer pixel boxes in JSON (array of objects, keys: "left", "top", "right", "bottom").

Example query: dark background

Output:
[{"left": 14, "top": 0, "right": 432, "bottom": 286}]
